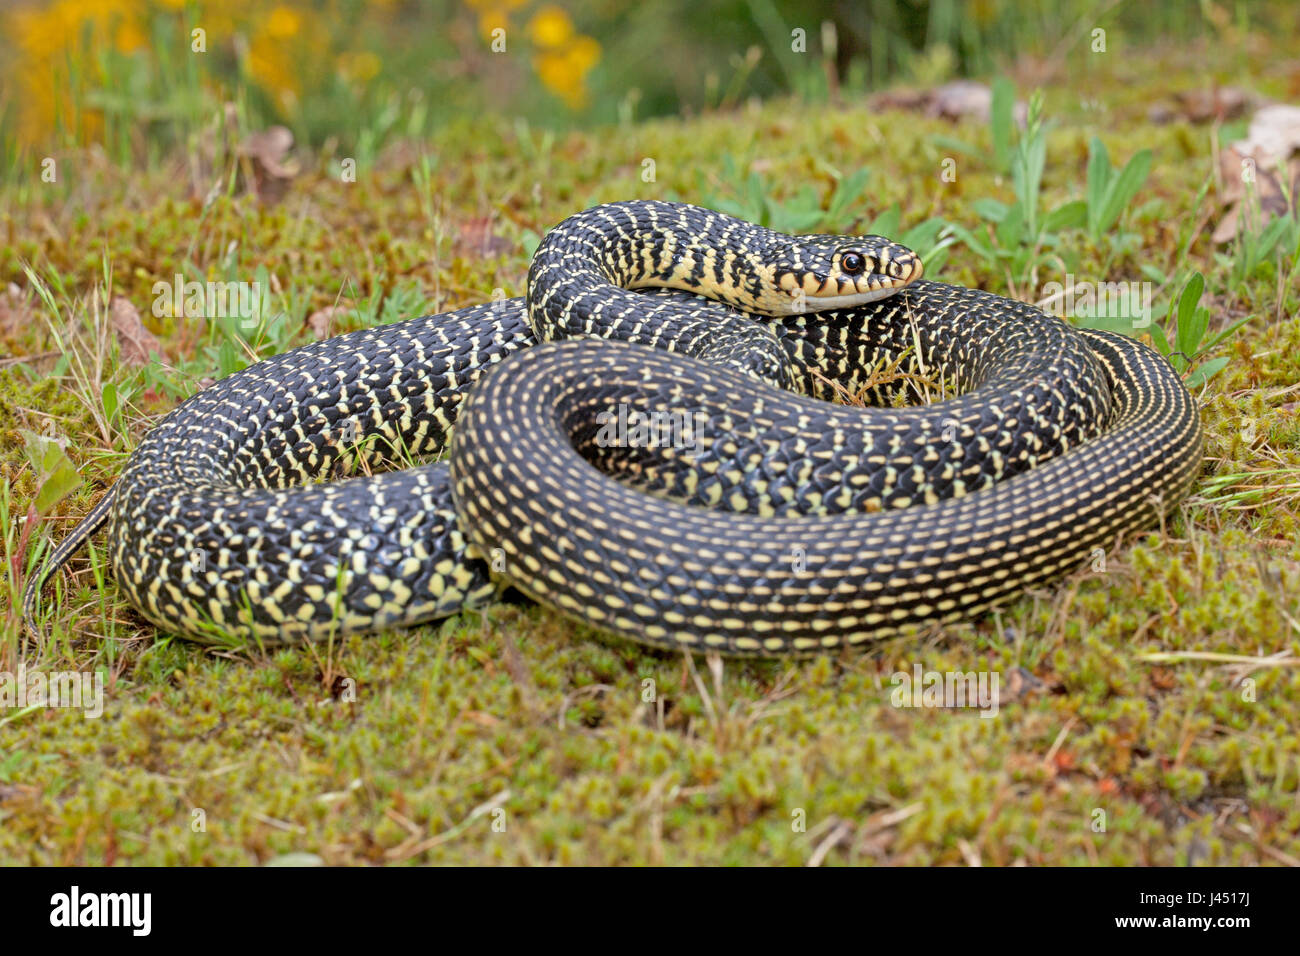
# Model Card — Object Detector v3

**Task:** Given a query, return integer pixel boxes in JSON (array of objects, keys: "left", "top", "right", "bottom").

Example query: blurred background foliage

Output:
[{"left": 0, "top": 0, "right": 1286, "bottom": 173}]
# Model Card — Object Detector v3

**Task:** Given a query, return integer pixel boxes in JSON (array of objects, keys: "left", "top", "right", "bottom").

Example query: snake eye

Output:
[{"left": 840, "top": 252, "right": 866, "bottom": 275}]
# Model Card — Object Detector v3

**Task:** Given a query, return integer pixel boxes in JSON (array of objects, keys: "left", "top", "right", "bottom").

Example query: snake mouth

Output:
[{"left": 785, "top": 257, "right": 924, "bottom": 313}]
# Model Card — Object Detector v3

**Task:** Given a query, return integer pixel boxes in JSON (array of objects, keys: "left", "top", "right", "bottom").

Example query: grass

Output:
[{"left": 2, "top": 37, "right": 1300, "bottom": 865}]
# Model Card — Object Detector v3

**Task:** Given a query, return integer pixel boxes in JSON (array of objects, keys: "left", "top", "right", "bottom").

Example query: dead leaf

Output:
[
  {"left": 864, "top": 87, "right": 931, "bottom": 113},
  {"left": 1213, "top": 153, "right": 1300, "bottom": 244},
  {"left": 110, "top": 297, "right": 163, "bottom": 366},
  {"left": 1212, "top": 103, "right": 1300, "bottom": 243},
  {"left": 1148, "top": 666, "right": 1177, "bottom": 691},
  {"left": 1146, "top": 103, "right": 1178, "bottom": 126},
  {"left": 1236, "top": 103, "right": 1300, "bottom": 164},
  {"left": 928, "top": 80, "right": 1006, "bottom": 124},
  {"left": 453, "top": 217, "right": 512, "bottom": 258},
  {"left": 1174, "top": 86, "right": 1251, "bottom": 123},
  {"left": 306, "top": 304, "right": 353, "bottom": 339},
  {"left": 1000, "top": 666, "right": 1048, "bottom": 703},
  {"left": 237, "top": 124, "right": 299, "bottom": 203},
  {"left": 1211, "top": 152, "right": 1300, "bottom": 243},
  {"left": 869, "top": 80, "right": 1026, "bottom": 126}
]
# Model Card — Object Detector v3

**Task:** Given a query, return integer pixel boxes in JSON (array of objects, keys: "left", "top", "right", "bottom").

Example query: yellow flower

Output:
[
  {"left": 528, "top": 6, "right": 574, "bottom": 49},
  {"left": 7, "top": 0, "right": 144, "bottom": 143},
  {"left": 115, "top": 20, "right": 147, "bottom": 53},
  {"left": 531, "top": 20, "right": 600, "bottom": 111},
  {"left": 248, "top": 36, "right": 300, "bottom": 105},
  {"left": 533, "top": 52, "right": 579, "bottom": 107},
  {"left": 566, "top": 34, "right": 600, "bottom": 73},
  {"left": 265, "top": 5, "right": 303, "bottom": 40},
  {"left": 534, "top": 35, "right": 599, "bottom": 110}
]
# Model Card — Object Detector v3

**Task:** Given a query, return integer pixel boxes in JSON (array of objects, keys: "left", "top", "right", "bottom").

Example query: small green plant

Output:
[
  {"left": 1084, "top": 136, "right": 1152, "bottom": 250},
  {"left": 944, "top": 90, "right": 1088, "bottom": 293},
  {"left": 699, "top": 157, "right": 872, "bottom": 234},
  {"left": 942, "top": 88, "right": 1153, "bottom": 295},
  {"left": 1149, "top": 272, "right": 1248, "bottom": 388},
  {"left": 1215, "top": 165, "right": 1300, "bottom": 298},
  {"left": 20, "top": 432, "right": 83, "bottom": 517},
  {"left": 933, "top": 76, "right": 1017, "bottom": 175},
  {"left": 863, "top": 205, "right": 957, "bottom": 276},
  {"left": 1199, "top": 466, "right": 1300, "bottom": 509}
]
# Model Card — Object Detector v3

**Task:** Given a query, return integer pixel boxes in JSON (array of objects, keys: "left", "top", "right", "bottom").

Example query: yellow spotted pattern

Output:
[{"left": 23, "top": 202, "right": 1201, "bottom": 653}]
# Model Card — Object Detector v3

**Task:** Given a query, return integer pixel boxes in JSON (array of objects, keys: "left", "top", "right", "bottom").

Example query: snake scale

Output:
[{"left": 23, "top": 201, "right": 1203, "bottom": 654}]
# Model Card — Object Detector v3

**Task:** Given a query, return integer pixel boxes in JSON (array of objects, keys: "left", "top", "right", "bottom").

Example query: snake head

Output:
[{"left": 768, "top": 234, "right": 923, "bottom": 314}]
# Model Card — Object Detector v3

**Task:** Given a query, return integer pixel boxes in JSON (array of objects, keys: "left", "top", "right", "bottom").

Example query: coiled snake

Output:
[{"left": 23, "top": 201, "right": 1203, "bottom": 654}]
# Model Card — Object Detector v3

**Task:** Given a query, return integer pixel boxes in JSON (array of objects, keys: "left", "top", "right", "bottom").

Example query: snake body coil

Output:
[{"left": 23, "top": 201, "right": 1203, "bottom": 653}]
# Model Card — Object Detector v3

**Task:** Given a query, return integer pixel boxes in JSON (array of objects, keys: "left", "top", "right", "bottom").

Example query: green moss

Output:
[{"left": 2, "top": 39, "right": 1299, "bottom": 865}]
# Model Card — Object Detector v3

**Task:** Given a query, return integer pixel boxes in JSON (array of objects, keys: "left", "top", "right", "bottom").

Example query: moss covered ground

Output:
[{"left": 1, "top": 36, "right": 1298, "bottom": 865}]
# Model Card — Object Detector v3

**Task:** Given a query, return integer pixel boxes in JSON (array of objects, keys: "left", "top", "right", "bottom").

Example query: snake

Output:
[{"left": 23, "top": 200, "right": 1203, "bottom": 654}]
